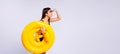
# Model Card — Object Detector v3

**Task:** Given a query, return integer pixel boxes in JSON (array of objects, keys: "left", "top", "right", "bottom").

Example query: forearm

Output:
[{"left": 55, "top": 10, "right": 61, "bottom": 20}]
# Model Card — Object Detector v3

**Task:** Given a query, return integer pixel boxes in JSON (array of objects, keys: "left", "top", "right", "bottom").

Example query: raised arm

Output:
[{"left": 50, "top": 9, "right": 61, "bottom": 22}]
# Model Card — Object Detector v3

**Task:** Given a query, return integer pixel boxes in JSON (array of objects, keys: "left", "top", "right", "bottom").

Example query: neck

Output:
[{"left": 44, "top": 16, "right": 49, "bottom": 20}]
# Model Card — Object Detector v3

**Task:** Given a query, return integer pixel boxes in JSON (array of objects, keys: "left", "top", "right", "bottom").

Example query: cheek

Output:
[
  {"left": 51, "top": 13, "right": 53, "bottom": 16},
  {"left": 47, "top": 12, "right": 52, "bottom": 17},
  {"left": 49, "top": 13, "right": 52, "bottom": 16}
]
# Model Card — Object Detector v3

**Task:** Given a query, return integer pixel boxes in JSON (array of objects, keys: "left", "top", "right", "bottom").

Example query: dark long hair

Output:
[{"left": 41, "top": 7, "right": 51, "bottom": 25}]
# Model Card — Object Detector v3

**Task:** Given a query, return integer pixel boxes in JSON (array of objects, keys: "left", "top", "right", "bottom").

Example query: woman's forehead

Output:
[{"left": 48, "top": 10, "right": 53, "bottom": 12}]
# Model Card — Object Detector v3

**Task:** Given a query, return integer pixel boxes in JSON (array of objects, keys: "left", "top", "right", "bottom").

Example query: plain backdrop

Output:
[{"left": 0, "top": 0, "right": 120, "bottom": 54}]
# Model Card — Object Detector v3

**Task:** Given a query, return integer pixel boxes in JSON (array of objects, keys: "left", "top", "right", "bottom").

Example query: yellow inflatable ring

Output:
[{"left": 21, "top": 20, "right": 55, "bottom": 54}]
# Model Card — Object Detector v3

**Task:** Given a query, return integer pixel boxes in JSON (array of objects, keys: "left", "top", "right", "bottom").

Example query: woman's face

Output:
[{"left": 46, "top": 10, "right": 53, "bottom": 18}]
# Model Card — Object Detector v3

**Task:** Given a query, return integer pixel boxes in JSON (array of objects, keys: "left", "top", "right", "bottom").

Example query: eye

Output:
[{"left": 50, "top": 10, "right": 53, "bottom": 13}]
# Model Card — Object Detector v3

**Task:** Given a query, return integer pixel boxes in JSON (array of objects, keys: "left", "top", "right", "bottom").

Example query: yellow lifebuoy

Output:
[{"left": 21, "top": 20, "right": 55, "bottom": 54}]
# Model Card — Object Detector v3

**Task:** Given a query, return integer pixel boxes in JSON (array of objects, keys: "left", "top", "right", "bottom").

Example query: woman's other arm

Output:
[{"left": 50, "top": 9, "right": 61, "bottom": 22}]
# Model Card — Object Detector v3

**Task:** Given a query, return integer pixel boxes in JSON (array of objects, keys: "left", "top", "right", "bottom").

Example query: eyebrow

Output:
[{"left": 50, "top": 10, "right": 53, "bottom": 12}]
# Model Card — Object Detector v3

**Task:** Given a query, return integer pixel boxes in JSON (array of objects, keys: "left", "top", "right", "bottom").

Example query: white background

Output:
[{"left": 0, "top": 0, "right": 120, "bottom": 54}]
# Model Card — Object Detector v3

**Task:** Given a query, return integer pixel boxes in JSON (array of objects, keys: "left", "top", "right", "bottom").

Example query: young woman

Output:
[{"left": 40, "top": 7, "right": 61, "bottom": 54}]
